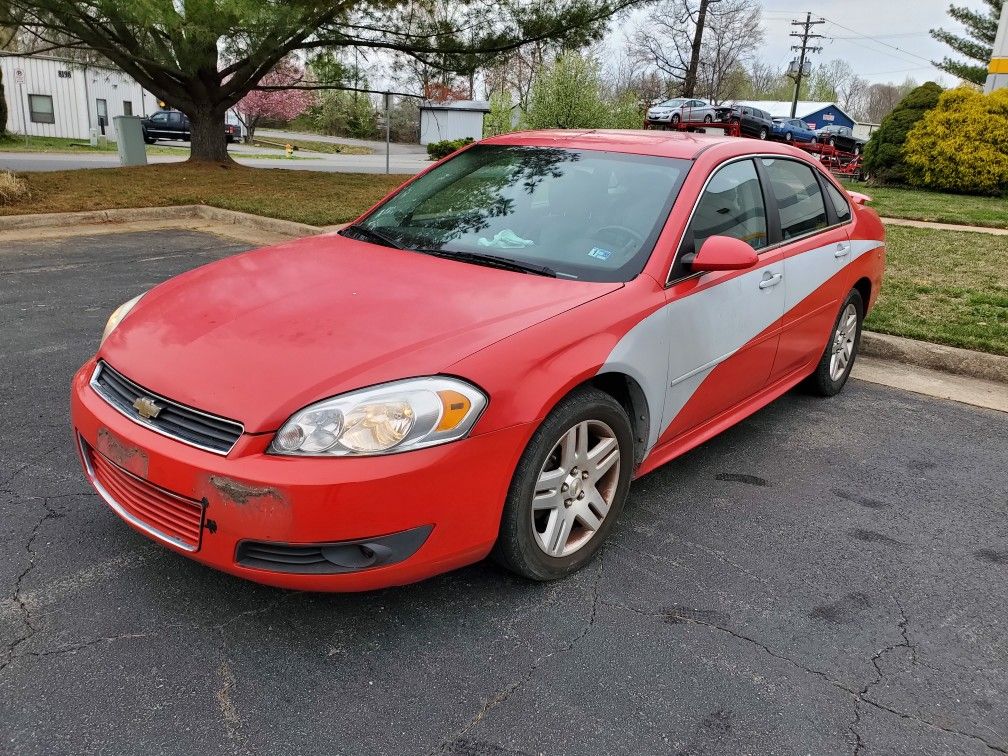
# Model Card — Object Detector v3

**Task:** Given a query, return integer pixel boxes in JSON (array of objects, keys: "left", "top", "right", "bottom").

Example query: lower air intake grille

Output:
[
  {"left": 83, "top": 439, "right": 205, "bottom": 551},
  {"left": 236, "top": 526, "right": 433, "bottom": 574}
]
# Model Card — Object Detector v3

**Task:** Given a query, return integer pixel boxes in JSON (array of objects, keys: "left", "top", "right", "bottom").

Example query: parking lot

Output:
[{"left": 1, "top": 229, "right": 1005, "bottom": 755}]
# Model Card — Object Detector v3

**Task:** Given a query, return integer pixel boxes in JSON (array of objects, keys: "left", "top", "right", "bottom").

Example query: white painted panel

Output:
[{"left": 419, "top": 109, "right": 485, "bottom": 144}]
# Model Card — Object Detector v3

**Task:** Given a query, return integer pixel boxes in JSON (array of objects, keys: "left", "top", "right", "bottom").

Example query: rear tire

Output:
[
  {"left": 703, "top": 114, "right": 713, "bottom": 123},
  {"left": 758, "top": 127, "right": 768, "bottom": 140},
  {"left": 784, "top": 132, "right": 793, "bottom": 143},
  {"left": 806, "top": 289, "right": 864, "bottom": 397},
  {"left": 491, "top": 387, "right": 633, "bottom": 581}
]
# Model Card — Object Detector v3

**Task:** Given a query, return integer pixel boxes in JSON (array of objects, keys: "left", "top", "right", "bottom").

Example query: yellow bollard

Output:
[{"left": 285, "top": 143, "right": 293, "bottom": 158}]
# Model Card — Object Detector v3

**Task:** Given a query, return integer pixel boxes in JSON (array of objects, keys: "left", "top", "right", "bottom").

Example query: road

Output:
[
  {"left": 1, "top": 229, "right": 1006, "bottom": 755},
  {"left": 0, "top": 142, "right": 429, "bottom": 175}
]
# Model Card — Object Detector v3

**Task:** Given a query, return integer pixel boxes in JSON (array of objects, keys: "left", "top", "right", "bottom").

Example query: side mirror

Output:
[{"left": 690, "top": 235, "right": 759, "bottom": 272}]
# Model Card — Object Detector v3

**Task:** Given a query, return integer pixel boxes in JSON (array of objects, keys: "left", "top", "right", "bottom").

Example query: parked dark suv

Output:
[
  {"left": 141, "top": 110, "right": 241, "bottom": 144},
  {"left": 717, "top": 104, "right": 774, "bottom": 140},
  {"left": 815, "top": 124, "right": 867, "bottom": 155}
]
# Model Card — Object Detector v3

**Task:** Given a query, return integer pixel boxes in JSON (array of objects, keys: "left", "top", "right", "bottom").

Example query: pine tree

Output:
[{"left": 930, "top": 0, "right": 1004, "bottom": 85}]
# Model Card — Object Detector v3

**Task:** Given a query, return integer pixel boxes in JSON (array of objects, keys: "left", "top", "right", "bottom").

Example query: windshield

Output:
[
  {"left": 352, "top": 145, "right": 690, "bottom": 282},
  {"left": 659, "top": 99, "right": 686, "bottom": 108}
]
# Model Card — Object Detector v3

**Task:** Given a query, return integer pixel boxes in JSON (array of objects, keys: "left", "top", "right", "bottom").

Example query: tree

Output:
[
  {"left": 861, "top": 81, "right": 943, "bottom": 184},
  {"left": 930, "top": 0, "right": 1003, "bottom": 85},
  {"left": 235, "top": 60, "right": 314, "bottom": 143},
  {"left": 6, "top": 0, "right": 647, "bottom": 163},
  {"left": 484, "top": 90, "right": 515, "bottom": 136},
  {"left": 521, "top": 52, "right": 640, "bottom": 129},
  {"left": 903, "top": 87, "right": 1008, "bottom": 194},
  {"left": 633, "top": 0, "right": 762, "bottom": 103}
]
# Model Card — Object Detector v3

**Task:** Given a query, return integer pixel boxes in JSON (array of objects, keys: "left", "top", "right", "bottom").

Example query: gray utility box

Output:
[{"left": 113, "top": 115, "right": 148, "bottom": 166}]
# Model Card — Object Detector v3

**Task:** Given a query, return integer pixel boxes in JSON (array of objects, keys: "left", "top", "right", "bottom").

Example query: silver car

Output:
[{"left": 645, "top": 98, "right": 716, "bottom": 126}]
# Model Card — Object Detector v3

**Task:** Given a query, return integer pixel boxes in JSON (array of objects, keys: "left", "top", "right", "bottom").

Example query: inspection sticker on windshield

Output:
[{"left": 588, "top": 247, "right": 613, "bottom": 261}]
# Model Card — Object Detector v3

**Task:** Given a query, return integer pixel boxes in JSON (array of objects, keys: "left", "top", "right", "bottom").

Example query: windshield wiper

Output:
[
  {"left": 341, "top": 223, "right": 405, "bottom": 250},
  {"left": 413, "top": 248, "right": 557, "bottom": 277}
]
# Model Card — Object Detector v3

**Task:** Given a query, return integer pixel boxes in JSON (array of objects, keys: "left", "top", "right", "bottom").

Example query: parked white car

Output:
[{"left": 645, "top": 98, "right": 716, "bottom": 127}]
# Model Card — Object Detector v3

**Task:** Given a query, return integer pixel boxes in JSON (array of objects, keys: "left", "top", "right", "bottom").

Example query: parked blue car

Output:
[{"left": 771, "top": 117, "right": 817, "bottom": 144}]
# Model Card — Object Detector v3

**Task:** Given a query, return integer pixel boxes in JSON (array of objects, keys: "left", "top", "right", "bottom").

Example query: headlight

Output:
[
  {"left": 271, "top": 377, "right": 487, "bottom": 457},
  {"left": 101, "top": 293, "right": 145, "bottom": 345}
]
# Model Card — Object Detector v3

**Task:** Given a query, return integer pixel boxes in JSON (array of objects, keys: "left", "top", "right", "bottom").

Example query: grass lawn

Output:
[
  {"left": 842, "top": 180, "right": 1008, "bottom": 230},
  {"left": 0, "top": 134, "right": 117, "bottom": 153},
  {"left": 1, "top": 163, "right": 408, "bottom": 226},
  {"left": 2, "top": 163, "right": 1004, "bottom": 354},
  {"left": 868, "top": 225, "right": 1007, "bottom": 355},
  {"left": 251, "top": 137, "right": 373, "bottom": 155}
]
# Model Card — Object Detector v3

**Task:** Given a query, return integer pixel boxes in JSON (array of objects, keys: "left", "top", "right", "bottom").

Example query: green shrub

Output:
[
  {"left": 903, "top": 87, "right": 1008, "bottom": 195},
  {"left": 862, "top": 82, "right": 943, "bottom": 184},
  {"left": 426, "top": 137, "right": 474, "bottom": 160},
  {"left": 484, "top": 90, "right": 515, "bottom": 137},
  {"left": 308, "top": 90, "right": 378, "bottom": 139}
]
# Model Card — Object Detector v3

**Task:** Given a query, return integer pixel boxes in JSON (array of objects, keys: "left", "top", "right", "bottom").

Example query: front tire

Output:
[
  {"left": 784, "top": 132, "right": 793, "bottom": 143},
  {"left": 703, "top": 114, "right": 713, "bottom": 123},
  {"left": 492, "top": 387, "right": 633, "bottom": 581},
  {"left": 806, "top": 289, "right": 864, "bottom": 396},
  {"left": 671, "top": 113, "right": 681, "bottom": 126},
  {"left": 758, "top": 127, "right": 768, "bottom": 140}
]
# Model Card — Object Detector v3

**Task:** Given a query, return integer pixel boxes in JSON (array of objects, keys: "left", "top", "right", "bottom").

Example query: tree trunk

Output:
[{"left": 187, "top": 107, "right": 233, "bottom": 164}]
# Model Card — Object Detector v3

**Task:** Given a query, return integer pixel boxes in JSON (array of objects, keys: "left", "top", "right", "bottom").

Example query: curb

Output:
[
  {"left": 0, "top": 205, "right": 327, "bottom": 239},
  {"left": 860, "top": 332, "right": 1008, "bottom": 385}
]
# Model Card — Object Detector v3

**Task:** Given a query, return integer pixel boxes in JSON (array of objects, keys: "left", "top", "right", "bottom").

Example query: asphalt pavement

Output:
[
  {"left": 1, "top": 229, "right": 1006, "bottom": 755},
  {"left": 0, "top": 140, "right": 429, "bottom": 175}
]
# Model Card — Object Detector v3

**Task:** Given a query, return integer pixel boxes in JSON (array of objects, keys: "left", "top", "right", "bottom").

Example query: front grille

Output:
[
  {"left": 83, "top": 439, "right": 205, "bottom": 551},
  {"left": 91, "top": 361, "right": 243, "bottom": 455}
]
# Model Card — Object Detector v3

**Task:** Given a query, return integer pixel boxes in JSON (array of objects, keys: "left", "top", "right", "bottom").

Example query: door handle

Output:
[
  {"left": 759, "top": 272, "right": 783, "bottom": 289},
  {"left": 834, "top": 243, "right": 851, "bottom": 258}
]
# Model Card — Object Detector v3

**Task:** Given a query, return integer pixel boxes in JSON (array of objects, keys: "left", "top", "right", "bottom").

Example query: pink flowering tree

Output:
[{"left": 235, "top": 60, "right": 315, "bottom": 143}]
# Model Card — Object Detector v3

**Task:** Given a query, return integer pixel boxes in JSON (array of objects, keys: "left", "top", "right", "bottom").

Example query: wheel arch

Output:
[
  {"left": 586, "top": 371, "right": 651, "bottom": 467},
  {"left": 852, "top": 276, "right": 872, "bottom": 311}
]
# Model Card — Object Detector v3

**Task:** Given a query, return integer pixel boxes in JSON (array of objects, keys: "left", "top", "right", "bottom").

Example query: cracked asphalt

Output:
[{"left": 1, "top": 229, "right": 1006, "bottom": 755}]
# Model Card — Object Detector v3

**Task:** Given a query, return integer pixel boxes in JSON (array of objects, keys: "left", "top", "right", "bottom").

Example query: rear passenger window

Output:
[
  {"left": 761, "top": 159, "right": 828, "bottom": 239},
  {"left": 687, "top": 159, "right": 768, "bottom": 255},
  {"left": 824, "top": 181, "right": 852, "bottom": 222}
]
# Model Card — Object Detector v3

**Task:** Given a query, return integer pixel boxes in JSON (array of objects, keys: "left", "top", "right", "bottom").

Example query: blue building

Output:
[{"left": 734, "top": 100, "right": 856, "bottom": 131}]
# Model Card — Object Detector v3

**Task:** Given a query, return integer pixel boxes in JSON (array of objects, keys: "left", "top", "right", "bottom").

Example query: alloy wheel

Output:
[
  {"left": 531, "top": 420, "right": 620, "bottom": 558},
  {"left": 829, "top": 303, "right": 858, "bottom": 381}
]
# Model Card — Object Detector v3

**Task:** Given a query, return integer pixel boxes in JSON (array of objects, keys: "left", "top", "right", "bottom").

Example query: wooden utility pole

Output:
[{"left": 789, "top": 12, "right": 824, "bottom": 117}]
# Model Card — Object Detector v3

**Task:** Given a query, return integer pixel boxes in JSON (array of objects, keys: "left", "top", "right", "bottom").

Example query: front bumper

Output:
[{"left": 71, "top": 359, "right": 531, "bottom": 591}]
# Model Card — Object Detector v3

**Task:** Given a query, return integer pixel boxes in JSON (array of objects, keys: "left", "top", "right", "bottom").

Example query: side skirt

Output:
[{"left": 633, "top": 357, "right": 819, "bottom": 478}]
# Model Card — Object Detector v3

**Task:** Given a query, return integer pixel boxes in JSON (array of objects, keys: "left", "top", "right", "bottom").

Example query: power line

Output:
[
  {"left": 789, "top": 11, "right": 825, "bottom": 117},
  {"left": 816, "top": 15, "right": 936, "bottom": 65}
]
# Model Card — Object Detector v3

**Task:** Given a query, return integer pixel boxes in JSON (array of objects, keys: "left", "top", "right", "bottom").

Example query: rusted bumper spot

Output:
[
  {"left": 207, "top": 475, "right": 285, "bottom": 506},
  {"left": 96, "top": 427, "right": 149, "bottom": 477}
]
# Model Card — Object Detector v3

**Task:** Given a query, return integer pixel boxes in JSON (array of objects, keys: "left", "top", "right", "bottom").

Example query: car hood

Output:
[{"left": 100, "top": 234, "right": 621, "bottom": 432}]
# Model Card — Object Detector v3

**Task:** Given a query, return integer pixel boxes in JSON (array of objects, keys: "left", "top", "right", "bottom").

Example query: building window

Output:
[
  {"left": 123, "top": 100, "right": 133, "bottom": 116},
  {"left": 28, "top": 94, "right": 55, "bottom": 124},
  {"left": 96, "top": 98, "right": 108, "bottom": 126}
]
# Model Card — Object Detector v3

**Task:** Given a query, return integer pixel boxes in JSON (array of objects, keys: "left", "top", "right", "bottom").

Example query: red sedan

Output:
[{"left": 71, "top": 130, "right": 885, "bottom": 591}]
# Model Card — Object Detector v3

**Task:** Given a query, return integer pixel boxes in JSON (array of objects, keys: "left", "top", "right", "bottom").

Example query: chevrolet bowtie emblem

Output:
[{"left": 133, "top": 396, "right": 162, "bottom": 420}]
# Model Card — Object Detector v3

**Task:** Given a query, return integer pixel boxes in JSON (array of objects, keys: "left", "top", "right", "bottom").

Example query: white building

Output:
[
  {"left": 419, "top": 100, "right": 490, "bottom": 145},
  {"left": 2, "top": 53, "right": 160, "bottom": 141}
]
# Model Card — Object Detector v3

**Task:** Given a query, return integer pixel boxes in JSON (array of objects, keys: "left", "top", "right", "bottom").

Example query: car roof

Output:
[{"left": 480, "top": 129, "right": 806, "bottom": 161}]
